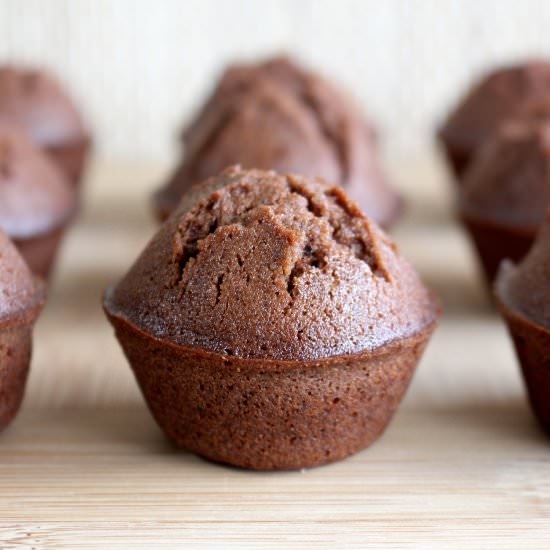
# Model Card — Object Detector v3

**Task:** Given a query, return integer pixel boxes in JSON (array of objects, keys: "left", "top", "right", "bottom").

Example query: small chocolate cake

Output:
[
  {"left": 0, "top": 123, "right": 77, "bottom": 278},
  {"left": 106, "top": 167, "right": 438, "bottom": 470},
  {"left": 459, "top": 103, "right": 550, "bottom": 284},
  {"left": 0, "top": 65, "right": 91, "bottom": 187},
  {"left": 439, "top": 60, "right": 550, "bottom": 178},
  {"left": 0, "top": 228, "right": 45, "bottom": 432},
  {"left": 154, "top": 56, "right": 402, "bottom": 228},
  {"left": 496, "top": 212, "right": 550, "bottom": 432}
]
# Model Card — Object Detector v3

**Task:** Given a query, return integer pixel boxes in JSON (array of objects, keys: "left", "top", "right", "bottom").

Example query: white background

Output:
[{"left": 1, "top": 0, "right": 550, "bottom": 165}]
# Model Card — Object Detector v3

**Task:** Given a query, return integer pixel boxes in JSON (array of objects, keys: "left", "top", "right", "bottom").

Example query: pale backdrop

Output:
[{"left": 1, "top": 0, "right": 550, "bottom": 168}]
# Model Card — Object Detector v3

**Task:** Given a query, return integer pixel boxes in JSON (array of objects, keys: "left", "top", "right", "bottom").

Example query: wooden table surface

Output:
[{"left": 1, "top": 159, "right": 549, "bottom": 548}]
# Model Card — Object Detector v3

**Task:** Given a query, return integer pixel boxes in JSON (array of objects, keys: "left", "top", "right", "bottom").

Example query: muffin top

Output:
[
  {"left": 155, "top": 56, "right": 401, "bottom": 228},
  {"left": 460, "top": 101, "right": 550, "bottom": 228},
  {"left": 497, "top": 212, "right": 550, "bottom": 327},
  {"left": 0, "top": 65, "right": 87, "bottom": 148},
  {"left": 0, "top": 227, "right": 44, "bottom": 324},
  {"left": 0, "top": 123, "right": 76, "bottom": 239},
  {"left": 440, "top": 60, "right": 550, "bottom": 154},
  {"left": 110, "top": 167, "right": 437, "bottom": 361}
]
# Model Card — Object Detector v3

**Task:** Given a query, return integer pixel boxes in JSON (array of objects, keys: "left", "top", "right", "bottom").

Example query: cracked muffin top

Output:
[
  {"left": 460, "top": 101, "right": 550, "bottom": 228},
  {"left": 0, "top": 227, "right": 44, "bottom": 324},
  {"left": 154, "top": 56, "right": 402, "bottom": 228},
  {"left": 497, "top": 211, "right": 550, "bottom": 328},
  {"left": 0, "top": 123, "right": 76, "bottom": 239},
  {"left": 108, "top": 167, "right": 436, "bottom": 361},
  {"left": 0, "top": 65, "right": 88, "bottom": 148}
]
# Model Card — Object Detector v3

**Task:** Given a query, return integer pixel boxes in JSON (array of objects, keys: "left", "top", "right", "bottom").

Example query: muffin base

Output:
[
  {"left": 0, "top": 324, "right": 34, "bottom": 432},
  {"left": 13, "top": 224, "right": 70, "bottom": 280},
  {"left": 45, "top": 137, "right": 91, "bottom": 189},
  {"left": 496, "top": 295, "right": 550, "bottom": 433},
  {"left": 106, "top": 311, "right": 437, "bottom": 470},
  {"left": 460, "top": 212, "right": 536, "bottom": 285}
]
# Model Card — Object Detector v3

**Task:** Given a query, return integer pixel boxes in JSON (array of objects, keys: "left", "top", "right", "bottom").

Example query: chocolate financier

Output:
[
  {"left": 0, "top": 228, "right": 45, "bottom": 432},
  {"left": 459, "top": 102, "right": 550, "bottom": 285},
  {"left": 0, "top": 123, "right": 77, "bottom": 278},
  {"left": 496, "top": 212, "right": 550, "bottom": 432},
  {"left": 107, "top": 167, "right": 438, "bottom": 470},
  {"left": 154, "top": 56, "right": 402, "bottom": 228},
  {"left": 0, "top": 65, "right": 91, "bottom": 187}
]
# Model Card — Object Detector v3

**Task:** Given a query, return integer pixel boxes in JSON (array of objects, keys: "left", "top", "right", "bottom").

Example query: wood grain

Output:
[
  {"left": 1, "top": 160, "right": 549, "bottom": 548},
  {"left": 1, "top": 407, "right": 549, "bottom": 548}
]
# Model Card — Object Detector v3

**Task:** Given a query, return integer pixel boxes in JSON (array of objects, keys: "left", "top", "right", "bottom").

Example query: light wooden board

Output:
[
  {"left": 1, "top": 406, "right": 549, "bottom": 549},
  {"left": 1, "top": 160, "right": 549, "bottom": 548}
]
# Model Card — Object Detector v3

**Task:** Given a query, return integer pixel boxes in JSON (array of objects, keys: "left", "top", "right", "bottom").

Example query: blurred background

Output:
[
  {"left": 2, "top": 0, "right": 550, "bottom": 169},
  {"left": 1, "top": 0, "right": 549, "bottom": 407}
]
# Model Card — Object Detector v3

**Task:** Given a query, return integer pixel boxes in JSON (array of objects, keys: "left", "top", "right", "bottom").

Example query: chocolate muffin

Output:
[
  {"left": 0, "top": 65, "right": 91, "bottom": 187},
  {"left": 0, "top": 228, "right": 45, "bottom": 432},
  {"left": 106, "top": 167, "right": 438, "bottom": 470},
  {"left": 458, "top": 104, "right": 550, "bottom": 284},
  {"left": 0, "top": 123, "right": 77, "bottom": 278},
  {"left": 439, "top": 60, "right": 550, "bottom": 178},
  {"left": 496, "top": 213, "right": 550, "bottom": 432},
  {"left": 153, "top": 56, "right": 402, "bottom": 229}
]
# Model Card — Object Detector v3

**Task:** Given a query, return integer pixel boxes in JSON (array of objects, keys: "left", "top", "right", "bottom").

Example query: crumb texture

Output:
[{"left": 111, "top": 168, "right": 435, "bottom": 361}]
